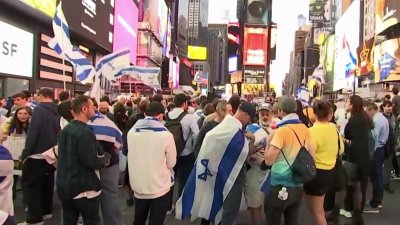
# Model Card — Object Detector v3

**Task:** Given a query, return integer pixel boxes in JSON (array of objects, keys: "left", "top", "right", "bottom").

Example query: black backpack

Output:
[
  {"left": 165, "top": 112, "right": 188, "bottom": 155},
  {"left": 384, "top": 121, "right": 396, "bottom": 159},
  {"left": 282, "top": 126, "right": 316, "bottom": 183}
]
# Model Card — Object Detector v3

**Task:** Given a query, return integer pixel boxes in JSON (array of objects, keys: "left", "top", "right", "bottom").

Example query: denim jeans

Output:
[{"left": 370, "top": 147, "right": 385, "bottom": 207}]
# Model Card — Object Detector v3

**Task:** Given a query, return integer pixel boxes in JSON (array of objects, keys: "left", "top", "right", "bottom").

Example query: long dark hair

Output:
[
  {"left": 349, "top": 95, "right": 373, "bottom": 128},
  {"left": 10, "top": 106, "right": 32, "bottom": 134},
  {"left": 296, "top": 100, "right": 312, "bottom": 127}
]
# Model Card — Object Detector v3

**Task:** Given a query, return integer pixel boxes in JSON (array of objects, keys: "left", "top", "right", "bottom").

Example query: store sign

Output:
[
  {"left": 63, "top": 0, "right": 114, "bottom": 51},
  {"left": 113, "top": 0, "right": 139, "bottom": 64},
  {"left": 243, "top": 27, "right": 268, "bottom": 66},
  {"left": 244, "top": 66, "right": 265, "bottom": 84},
  {"left": 374, "top": 38, "right": 400, "bottom": 82},
  {"left": 19, "top": 0, "right": 57, "bottom": 17},
  {"left": 376, "top": 0, "right": 400, "bottom": 34},
  {"left": 334, "top": 0, "right": 360, "bottom": 91},
  {"left": 187, "top": 46, "right": 207, "bottom": 60},
  {"left": 0, "top": 21, "right": 33, "bottom": 78}
]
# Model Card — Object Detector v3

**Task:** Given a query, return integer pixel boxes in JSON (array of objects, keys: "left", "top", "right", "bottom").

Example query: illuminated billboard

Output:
[
  {"left": 243, "top": 27, "right": 268, "bottom": 66},
  {"left": 334, "top": 0, "right": 360, "bottom": 91},
  {"left": 19, "top": 0, "right": 56, "bottom": 17},
  {"left": 244, "top": 66, "right": 265, "bottom": 84},
  {"left": 376, "top": 0, "right": 400, "bottom": 35},
  {"left": 229, "top": 56, "right": 238, "bottom": 73},
  {"left": 357, "top": 38, "right": 375, "bottom": 76},
  {"left": 374, "top": 38, "right": 400, "bottom": 82},
  {"left": 188, "top": 46, "right": 207, "bottom": 60}
]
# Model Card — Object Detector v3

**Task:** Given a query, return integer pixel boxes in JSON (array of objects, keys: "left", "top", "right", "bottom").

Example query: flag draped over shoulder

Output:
[
  {"left": 88, "top": 112, "right": 123, "bottom": 149},
  {"left": 48, "top": 2, "right": 96, "bottom": 84},
  {"left": 175, "top": 115, "right": 249, "bottom": 224},
  {"left": 115, "top": 66, "right": 161, "bottom": 89}
]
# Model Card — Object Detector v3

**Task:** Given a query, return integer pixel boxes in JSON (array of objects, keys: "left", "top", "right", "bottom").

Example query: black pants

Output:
[
  {"left": 61, "top": 197, "right": 100, "bottom": 225},
  {"left": 21, "top": 159, "right": 55, "bottom": 223},
  {"left": 133, "top": 191, "right": 172, "bottom": 225},
  {"left": 176, "top": 153, "right": 196, "bottom": 196},
  {"left": 264, "top": 186, "right": 303, "bottom": 225}
]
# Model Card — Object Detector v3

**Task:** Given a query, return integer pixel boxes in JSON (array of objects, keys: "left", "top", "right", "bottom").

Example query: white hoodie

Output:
[{"left": 127, "top": 117, "right": 177, "bottom": 199}]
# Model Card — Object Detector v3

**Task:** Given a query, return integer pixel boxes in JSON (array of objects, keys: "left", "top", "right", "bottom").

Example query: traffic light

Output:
[{"left": 246, "top": 0, "right": 271, "bottom": 25}]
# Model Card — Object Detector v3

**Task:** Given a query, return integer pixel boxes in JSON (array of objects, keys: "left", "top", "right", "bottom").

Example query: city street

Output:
[{"left": 14, "top": 180, "right": 400, "bottom": 225}]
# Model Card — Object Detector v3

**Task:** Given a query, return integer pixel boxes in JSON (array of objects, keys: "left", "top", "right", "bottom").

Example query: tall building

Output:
[
  {"left": 188, "top": 0, "right": 209, "bottom": 47},
  {"left": 364, "top": 0, "right": 376, "bottom": 40},
  {"left": 208, "top": 24, "right": 228, "bottom": 87}
]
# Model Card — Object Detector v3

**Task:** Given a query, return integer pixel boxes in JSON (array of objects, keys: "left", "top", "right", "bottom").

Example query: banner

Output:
[
  {"left": 3, "top": 136, "right": 26, "bottom": 160},
  {"left": 357, "top": 38, "right": 375, "bottom": 76},
  {"left": 242, "top": 84, "right": 264, "bottom": 95},
  {"left": 309, "top": 0, "right": 331, "bottom": 22},
  {"left": 244, "top": 66, "right": 265, "bottom": 84}
]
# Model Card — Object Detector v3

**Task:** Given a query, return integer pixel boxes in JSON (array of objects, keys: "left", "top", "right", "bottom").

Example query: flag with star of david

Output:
[{"left": 175, "top": 115, "right": 249, "bottom": 224}]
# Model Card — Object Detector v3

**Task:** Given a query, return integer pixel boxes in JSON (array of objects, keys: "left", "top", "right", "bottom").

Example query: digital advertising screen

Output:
[
  {"left": 244, "top": 66, "right": 265, "bottom": 84},
  {"left": 158, "top": 0, "right": 168, "bottom": 55},
  {"left": 63, "top": 0, "right": 114, "bottom": 51},
  {"left": 243, "top": 27, "right": 268, "bottom": 66},
  {"left": 0, "top": 20, "right": 33, "bottom": 78},
  {"left": 188, "top": 46, "right": 207, "bottom": 60},
  {"left": 142, "top": 0, "right": 165, "bottom": 42},
  {"left": 19, "top": 0, "right": 56, "bottom": 17},
  {"left": 334, "top": 0, "right": 360, "bottom": 91},
  {"left": 374, "top": 38, "right": 400, "bottom": 82},
  {"left": 113, "top": 0, "right": 139, "bottom": 64},
  {"left": 376, "top": 0, "right": 400, "bottom": 35},
  {"left": 229, "top": 56, "right": 238, "bottom": 73}
]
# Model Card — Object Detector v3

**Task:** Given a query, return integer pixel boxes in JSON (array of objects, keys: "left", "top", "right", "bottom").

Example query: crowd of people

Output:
[{"left": 0, "top": 87, "right": 399, "bottom": 225}]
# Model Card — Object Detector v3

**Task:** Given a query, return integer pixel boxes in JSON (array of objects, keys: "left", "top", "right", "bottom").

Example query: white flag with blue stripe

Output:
[
  {"left": 115, "top": 66, "right": 161, "bottom": 89},
  {"left": 48, "top": 2, "right": 96, "bottom": 84},
  {"left": 0, "top": 146, "right": 14, "bottom": 216},
  {"left": 88, "top": 112, "right": 123, "bottom": 149},
  {"left": 95, "top": 48, "right": 130, "bottom": 82},
  {"left": 175, "top": 115, "right": 249, "bottom": 224},
  {"left": 296, "top": 86, "right": 310, "bottom": 106}
]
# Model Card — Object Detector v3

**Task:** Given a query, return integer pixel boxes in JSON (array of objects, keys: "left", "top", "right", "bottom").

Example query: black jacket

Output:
[
  {"left": 21, "top": 102, "right": 60, "bottom": 160},
  {"left": 56, "top": 120, "right": 106, "bottom": 201}
]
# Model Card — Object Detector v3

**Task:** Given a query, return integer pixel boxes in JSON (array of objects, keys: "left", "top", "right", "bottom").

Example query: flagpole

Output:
[{"left": 60, "top": 1, "right": 66, "bottom": 91}]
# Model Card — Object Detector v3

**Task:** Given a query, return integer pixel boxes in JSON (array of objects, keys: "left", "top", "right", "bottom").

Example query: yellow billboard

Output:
[
  {"left": 188, "top": 46, "right": 207, "bottom": 60},
  {"left": 20, "top": 0, "right": 57, "bottom": 17}
]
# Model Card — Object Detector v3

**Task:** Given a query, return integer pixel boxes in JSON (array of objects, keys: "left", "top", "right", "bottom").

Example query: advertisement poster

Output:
[
  {"left": 242, "top": 84, "right": 264, "bottom": 96},
  {"left": 142, "top": 0, "right": 167, "bottom": 43},
  {"left": 63, "top": 0, "right": 114, "bottom": 51},
  {"left": 0, "top": 20, "right": 33, "bottom": 78},
  {"left": 19, "top": 0, "right": 56, "bottom": 17},
  {"left": 309, "top": 0, "right": 331, "bottom": 22},
  {"left": 374, "top": 38, "right": 400, "bottom": 82},
  {"left": 113, "top": 0, "right": 139, "bottom": 64},
  {"left": 244, "top": 66, "right": 265, "bottom": 84},
  {"left": 334, "top": 0, "right": 360, "bottom": 91},
  {"left": 376, "top": 0, "right": 400, "bottom": 35},
  {"left": 243, "top": 27, "right": 268, "bottom": 66}
]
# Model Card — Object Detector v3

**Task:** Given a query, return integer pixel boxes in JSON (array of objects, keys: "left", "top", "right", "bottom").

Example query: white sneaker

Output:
[
  {"left": 43, "top": 214, "right": 53, "bottom": 220},
  {"left": 339, "top": 209, "right": 352, "bottom": 218},
  {"left": 17, "top": 222, "right": 44, "bottom": 225}
]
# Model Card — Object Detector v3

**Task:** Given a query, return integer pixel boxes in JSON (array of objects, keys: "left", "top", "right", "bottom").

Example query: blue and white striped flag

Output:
[
  {"left": 0, "top": 146, "right": 14, "bottom": 217},
  {"left": 95, "top": 48, "right": 130, "bottom": 82},
  {"left": 115, "top": 66, "right": 161, "bottom": 89},
  {"left": 175, "top": 115, "right": 249, "bottom": 224},
  {"left": 296, "top": 86, "right": 310, "bottom": 106},
  {"left": 48, "top": 2, "right": 96, "bottom": 84},
  {"left": 88, "top": 112, "right": 123, "bottom": 149}
]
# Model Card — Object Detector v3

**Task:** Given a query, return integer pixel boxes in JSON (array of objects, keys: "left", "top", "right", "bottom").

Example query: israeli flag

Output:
[
  {"left": 95, "top": 48, "right": 130, "bottom": 82},
  {"left": 175, "top": 115, "right": 249, "bottom": 224},
  {"left": 115, "top": 66, "right": 161, "bottom": 89},
  {"left": 88, "top": 112, "right": 123, "bottom": 149},
  {"left": 296, "top": 86, "right": 310, "bottom": 106},
  {"left": 48, "top": 2, "right": 96, "bottom": 84},
  {"left": 0, "top": 146, "right": 14, "bottom": 217}
]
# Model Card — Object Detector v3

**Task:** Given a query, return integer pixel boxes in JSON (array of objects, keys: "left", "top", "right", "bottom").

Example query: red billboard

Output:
[{"left": 243, "top": 27, "right": 269, "bottom": 66}]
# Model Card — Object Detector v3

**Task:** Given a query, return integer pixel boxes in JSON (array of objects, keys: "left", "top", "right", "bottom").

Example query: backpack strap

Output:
[
  {"left": 288, "top": 126, "right": 306, "bottom": 147},
  {"left": 336, "top": 132, "right": 341, "bottom": 159}
]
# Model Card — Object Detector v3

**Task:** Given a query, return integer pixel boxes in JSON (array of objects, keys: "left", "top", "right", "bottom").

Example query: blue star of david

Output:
[{"left": 198, "top": 159, "right": 213, "bottom": 181}]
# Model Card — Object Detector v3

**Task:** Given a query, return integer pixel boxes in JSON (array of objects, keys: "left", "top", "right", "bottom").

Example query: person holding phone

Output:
[{"left": 56, "top": 96, "right": 109, "bottom": 225}]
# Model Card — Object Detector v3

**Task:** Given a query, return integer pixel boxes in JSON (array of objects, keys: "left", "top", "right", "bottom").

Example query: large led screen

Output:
[
  {"left": 0, "top": 20, "right": 34, "bottom": 77},
  {"left": 374, "top": 38, "right": 400, "bottom": 82},
  {"left": 19, "top": 0, "right": 56, "bottom": 17},
  {"left": 376, "top": 0, "right": 400, "bottom": 35},
  {"left": 334, "top": 0, "right": 360, "bottom": 91},
  {"left": 63, "top": 0, "right": 114, "bottom": 51},
  {"left": 113, "top": 0, "right": 139, "bottom": 64},
  {"left": 243, "top": 27, "right": 268, "bottom": 66}
]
